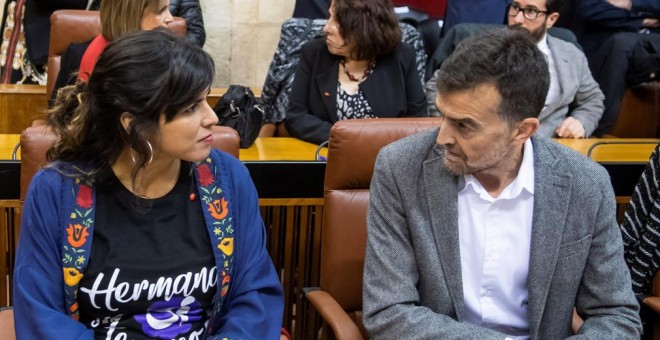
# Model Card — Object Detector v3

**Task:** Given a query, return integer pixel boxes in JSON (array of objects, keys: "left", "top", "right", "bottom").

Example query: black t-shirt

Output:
[{"left": 78, "top": 162, "right": 217, "bottom": 339}]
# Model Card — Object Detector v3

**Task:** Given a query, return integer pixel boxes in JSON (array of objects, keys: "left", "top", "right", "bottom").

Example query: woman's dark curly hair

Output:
[{"left": 47, "top": 28, "right": 215, "bottom": 184}]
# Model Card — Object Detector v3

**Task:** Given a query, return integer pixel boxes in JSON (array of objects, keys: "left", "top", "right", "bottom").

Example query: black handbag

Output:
[{"left": 214, "top": 85, "right": 264, "bottom": 148}]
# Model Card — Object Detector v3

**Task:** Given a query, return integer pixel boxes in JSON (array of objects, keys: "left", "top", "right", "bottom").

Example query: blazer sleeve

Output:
[
  {"left": 573, "top": 169, "right": 642, "bottom": 338},
  {"left": 362, "top": 150, "right": 506, "bottom": 339},
  {"left": 567, "top": 50, "right": 605, "bottom": 137},
  {"left": 172, "top": 0, "right": 206, "bottom": 47},
  {"left": 400, "top": 44, "right": 428, "bottom": 118},
  {"left": 207, "top": 154, "right": 284, "bottom": 339},
  {"left": 284, "top": 42, "right": 334, "bottom": 145},
  {"left": 577, "top": 0, "right": 644, "bottom": 31},
  {"left": 13, "top": 170, "right": 94, "bottom": 339},
  {"left": 632, "top": 0, "right": 660, "bottom": 15}
]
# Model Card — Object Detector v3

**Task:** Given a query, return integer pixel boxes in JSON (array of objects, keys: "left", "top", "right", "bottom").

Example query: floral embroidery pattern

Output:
[
  {"left": 66, "top": 224, "right": 89, "bottom": 248},
  {"left": 197, "top": 163, "right": 214, "bottom": 186},
  {"left": 207, "top": 198, "right": 229, "bottom": 220},
  {"left": 76, "top": 184, "right": 93, "bottom": 209},
  {"left": 60, "top": 154, "right": 234, "bottom": 334},
  {"left": 195, "top": 156, "right": 235, "bottom": 334},
  {"left": 63, "top": 178, "right": 95, "bottom": 320}
]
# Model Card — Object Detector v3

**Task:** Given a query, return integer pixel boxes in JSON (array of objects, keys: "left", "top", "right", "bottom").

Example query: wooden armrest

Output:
[
  {"left": 643, "top": 296, "right": 660, "bottom": 313},
  {"left": 303, "top": 288, "right": 364, "bottom": 340}
]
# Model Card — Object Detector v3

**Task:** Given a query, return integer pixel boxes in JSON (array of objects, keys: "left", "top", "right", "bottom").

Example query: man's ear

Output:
[
  {"left": 546, "top": 12, "right": 560, "bottom": 28},
  {"left": 119, "top": 112, "right": 134, "bottom": 134},
  {"left": 512, "top": 117, "right": 539, "bottom": 143}
]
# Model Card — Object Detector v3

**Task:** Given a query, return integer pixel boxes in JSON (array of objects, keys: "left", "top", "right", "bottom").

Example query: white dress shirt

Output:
[
  {"left": 458, "top": 139, "right": 535, "bottom": 339},
  {"left": 538, "top": 34, "right": 560, "bottom": 113}
]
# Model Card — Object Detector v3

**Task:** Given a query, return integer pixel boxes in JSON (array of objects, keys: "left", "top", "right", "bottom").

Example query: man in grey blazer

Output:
[
  {"left": 363, "top": 28, "right": 641, "bottom": 339},
  {"left": 425, "top": 0, "right": 604, "bottom": 138}
]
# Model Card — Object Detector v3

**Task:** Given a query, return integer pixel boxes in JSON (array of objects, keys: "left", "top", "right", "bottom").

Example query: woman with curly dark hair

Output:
[
  {"left": 285, "top": 0, "right": 427, "bottom": 145},
  {"left": 13, "top": 29, "right": 284, "bottom": 339}
]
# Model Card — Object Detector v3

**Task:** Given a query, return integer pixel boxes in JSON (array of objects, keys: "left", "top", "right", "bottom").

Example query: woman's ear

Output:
[{"left": 119, "top": 112, "right": 134, "bottom": 133}]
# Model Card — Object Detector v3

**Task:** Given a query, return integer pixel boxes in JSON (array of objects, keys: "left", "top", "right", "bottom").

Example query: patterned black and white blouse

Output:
[
  {"left": 621, "top": 144, "right": 660, "bottom": 295},
  {"left": 336, "top": 84, "right": 376, "bottom": 120}
]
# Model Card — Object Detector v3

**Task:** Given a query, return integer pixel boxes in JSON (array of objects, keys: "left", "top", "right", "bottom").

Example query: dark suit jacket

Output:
[
  {"left": 24, "top": 0, "right": 89, "bottom": 66},
  {"left": 285, "top": 38, "right": 427, "bottom": 144},
  {"left": 633, "top": 0, "right": 660, "bottom": 14},
  {"left": 442, "top": 0, "right": 508, "bottom": 37},
  {"left": 570, "top": 0, "right": 657, "bottom": 58},
  {"left": 292, "top": 0, "right": 330, "bottom": 19}
]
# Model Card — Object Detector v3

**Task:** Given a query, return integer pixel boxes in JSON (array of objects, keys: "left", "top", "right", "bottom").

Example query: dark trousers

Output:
[{"left": 590, "top": 32, "right": 660, "bottom": 136}]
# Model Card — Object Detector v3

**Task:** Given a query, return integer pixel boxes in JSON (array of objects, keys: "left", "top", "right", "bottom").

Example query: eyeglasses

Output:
[{"left": 508, "top": 3, "right": 548, "bottom": 20}]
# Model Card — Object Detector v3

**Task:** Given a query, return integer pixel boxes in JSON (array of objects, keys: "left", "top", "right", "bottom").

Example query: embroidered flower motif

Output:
[
  {"left": 197, "top": 164, "right": 214, "bottom": 186},
  {"left": 221, "top": 274, "right": 231, "bottom": 297},
  {"left": 207, "top": 198, "right": 228, "bottom": 220},
  {"left": 66, "top": 224, "right": 89, "bottom": 248},
  {"left": 63, "top": 267, "right": 84, "bottom": 287},
  {"left": 218, "top": 237, "right": 234, "bottom": 256},
  {"left": 76, "top": 184, "right": 93, "bottom": 209}
]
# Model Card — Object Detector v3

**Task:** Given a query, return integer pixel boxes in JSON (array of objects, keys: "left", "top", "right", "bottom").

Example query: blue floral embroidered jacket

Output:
[{"left": 13, "top": 149, "right": 284, "bottom": 339}]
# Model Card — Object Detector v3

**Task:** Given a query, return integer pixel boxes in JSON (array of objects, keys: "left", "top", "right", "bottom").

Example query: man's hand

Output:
[
  {"left": 607, "top": 0, "right": 632, "bottom": 10},
  {"left": 642, "top": 18, "right": 660, "bottom": 28},
  {"left": 556, "top": 117, "right": 586, "bottom": 138}
]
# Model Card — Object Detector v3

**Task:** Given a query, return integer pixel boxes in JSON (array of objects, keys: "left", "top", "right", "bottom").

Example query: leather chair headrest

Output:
[
  {"left": 325, "top": 117, "right": 442, "bottom": 191},
  {"left": 47, "top": 9, "right": 187, "bottom": 98}
]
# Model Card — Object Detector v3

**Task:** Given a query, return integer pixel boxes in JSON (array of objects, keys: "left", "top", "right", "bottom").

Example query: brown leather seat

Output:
[
  {"left": 48, "top": 10, "right": 187, "bottom": 99},
  {"left": 610, "top": 82, "right": 660, "bottom": 138},
  {"left": 0, "top": 307, "right": 15, "bottom": 340},
  {"left": 19, "top": 125, "right": 240, "bottom": 202},
  {"left": 304, "top": 117, "right": 442, "bottom": 339}
]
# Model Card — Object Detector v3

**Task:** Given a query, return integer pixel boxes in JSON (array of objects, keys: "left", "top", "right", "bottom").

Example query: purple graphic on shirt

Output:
[{"left": 134, "top": 296, "right": 204, "bottom": 338}]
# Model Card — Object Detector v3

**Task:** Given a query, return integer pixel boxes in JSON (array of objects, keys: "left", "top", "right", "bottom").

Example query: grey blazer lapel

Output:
[
  {"left": 548, "top": 36, "right": 572, "bottom": 105},
  {"left": 527, "top": 137, "right": 572, "bottom": 338},
  {"left": 423, "top": 144, "right": 465, "bottom": 320}
]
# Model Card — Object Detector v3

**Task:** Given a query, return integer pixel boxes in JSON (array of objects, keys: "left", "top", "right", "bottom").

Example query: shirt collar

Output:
[
  {"left": 458, "top": 139, "right": 535, "bottom": 200},
  {"left": 536, "top": 33, "right": 550, "bottom": 57}
]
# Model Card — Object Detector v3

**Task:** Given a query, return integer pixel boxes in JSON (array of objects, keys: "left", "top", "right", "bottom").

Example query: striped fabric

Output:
[{"left": 621, "top": 144, "right": 660, "bottom": 295}]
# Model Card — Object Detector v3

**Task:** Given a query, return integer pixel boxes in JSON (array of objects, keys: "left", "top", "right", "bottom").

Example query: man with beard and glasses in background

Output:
[
  {"left": 362, "top": 27, "right": 641, "bottom": 339},
  {"left": 425, "top": 0, "right": 605, "bottom": 139}
]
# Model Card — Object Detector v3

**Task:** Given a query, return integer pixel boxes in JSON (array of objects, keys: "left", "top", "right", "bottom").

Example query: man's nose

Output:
[{"left": 436, "top": 120, "right": 455, "bottom": 146}]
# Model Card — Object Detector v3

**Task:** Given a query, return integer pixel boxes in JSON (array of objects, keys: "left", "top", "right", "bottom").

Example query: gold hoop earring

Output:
[
  {"left": 145, "top": 141, "right": 153, "bottom": 166},
  {"left": 130, "top": 141, "right": 154, "bottom": 167}
]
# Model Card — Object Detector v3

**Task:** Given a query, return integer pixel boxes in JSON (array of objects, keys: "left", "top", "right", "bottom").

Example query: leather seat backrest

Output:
[
  {"left": 20, "top": 125, "right": 240, "bottom": 202},
  {"left": 48, "top": 10, "right": 187, "bottom": 98},
  {"left": 321, "top": 117, "right": 442, "bottom": 336}
]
